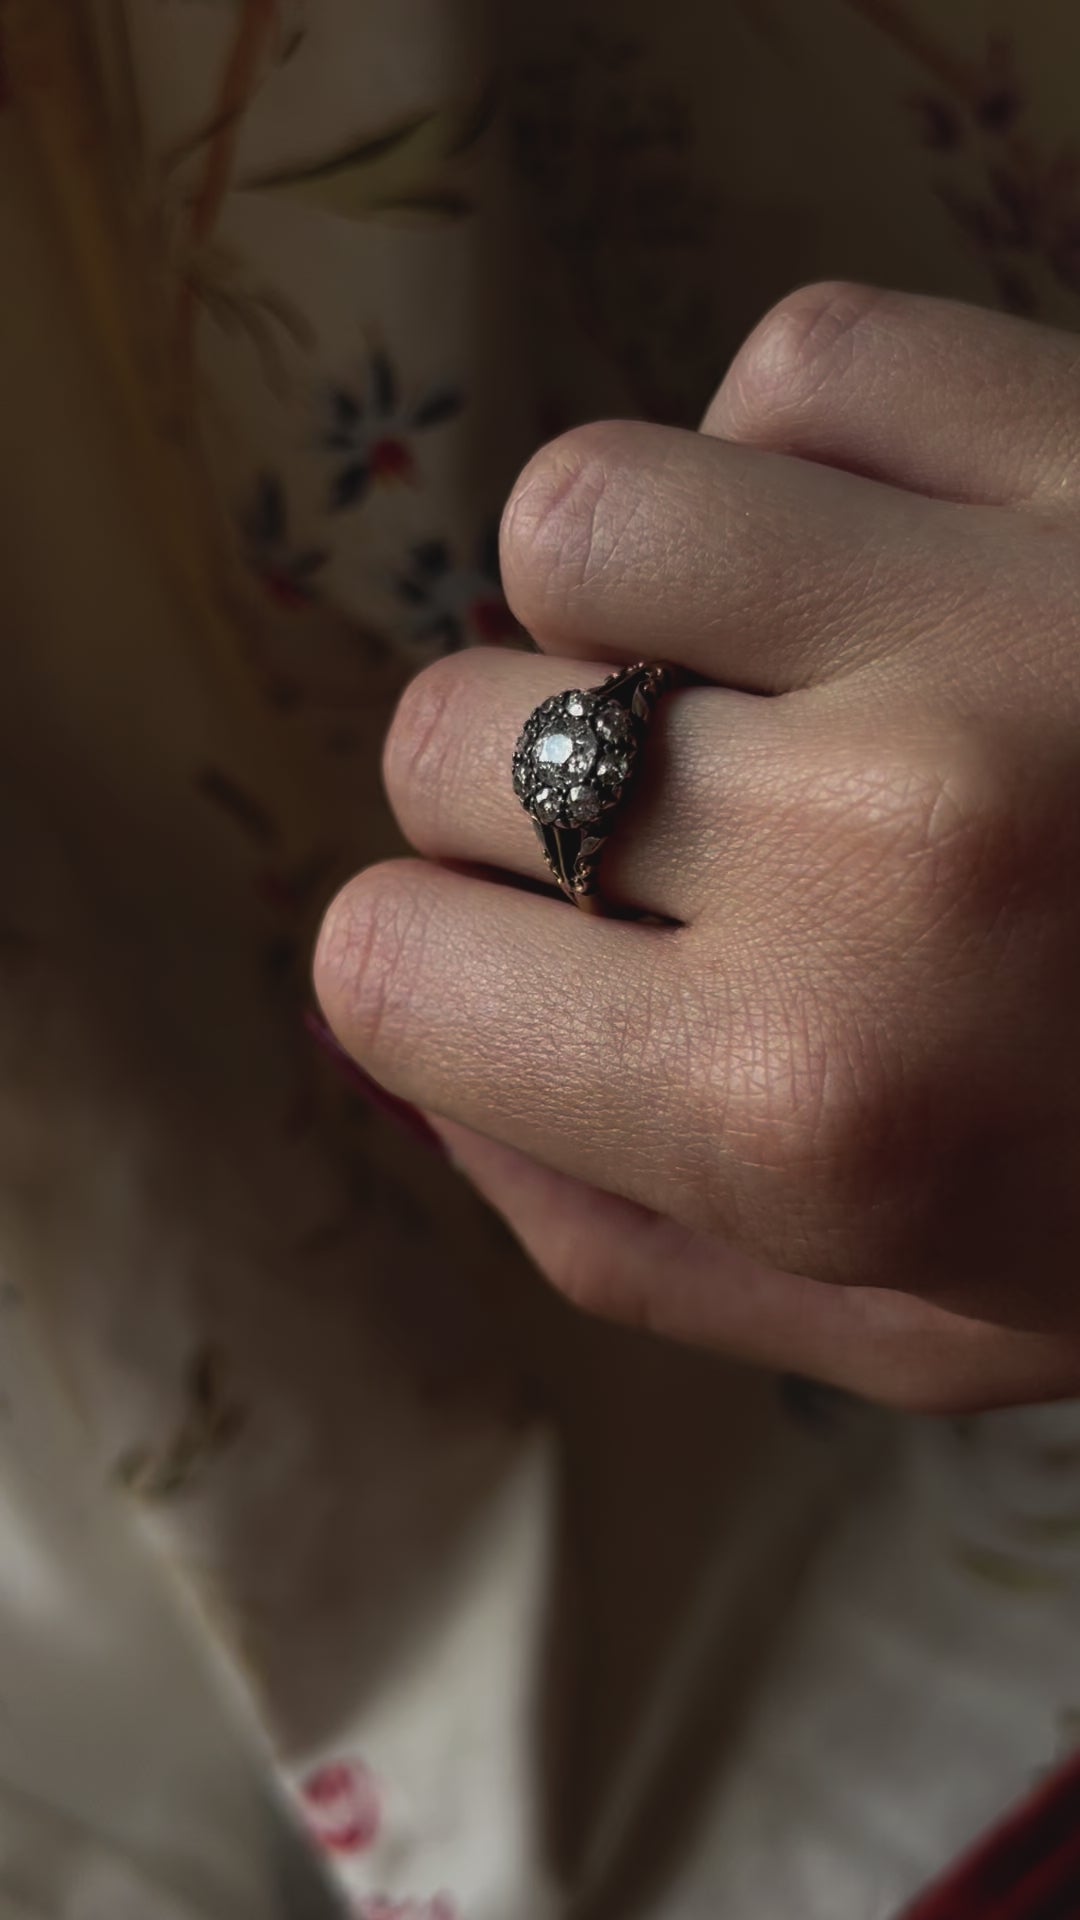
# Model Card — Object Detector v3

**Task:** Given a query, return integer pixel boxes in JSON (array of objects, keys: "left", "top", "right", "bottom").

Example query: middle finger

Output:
[{"left": 500, "top": 419, "right": 987, "bottom": 691}]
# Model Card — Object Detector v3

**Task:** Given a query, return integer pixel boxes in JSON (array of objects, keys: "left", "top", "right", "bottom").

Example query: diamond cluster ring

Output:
[{"left": 512, "top": 662, "right": 671, "bottom": 912}]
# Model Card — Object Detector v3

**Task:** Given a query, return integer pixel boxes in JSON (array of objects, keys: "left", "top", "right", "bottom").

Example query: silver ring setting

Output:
[{"left": 512, "top": 662, "right": 670, "bottom": 911}]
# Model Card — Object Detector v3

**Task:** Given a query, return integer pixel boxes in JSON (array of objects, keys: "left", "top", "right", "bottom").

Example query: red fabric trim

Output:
[{"left": 899, "top": 1754, "right": 1080, "bottom": 1919}]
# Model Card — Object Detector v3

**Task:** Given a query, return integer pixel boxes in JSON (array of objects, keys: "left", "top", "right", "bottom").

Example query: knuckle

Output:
[
  {"left": 383, "top": 652, "right": 474, "bottom": 839},
  {"left": 314, "top": 862, "right": 430, "bottom": 1065},
  {"left": 719, "top": 280, "right": 887, "bottom": 432},
  {"left": 796, "top": 727, "right": 1034, "bottom": 957},
  {"left": 499, "top": 423, "right": 618, "bottom": 618},
  {"left": 869, "top": 727, "right": 1037, "bottom": 941},
  {"left": 711, "top": 986, "right": 930, "bottom": 1287}
]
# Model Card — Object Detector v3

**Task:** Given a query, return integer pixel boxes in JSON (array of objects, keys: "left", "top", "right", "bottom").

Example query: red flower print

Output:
[
  {"left": 323, "top": 348, "right": 462, "bottom": 511},
  {"left": 240, "top": 473, "right": 328, "bottom": 610},
  {"left": 369, "top": 437, "right": 417, "bottom": 485},
  {"left": 471, "top": 594, "right": 519, "bottom": 644},
  {"left": 301, "top": 1759, "right": 382, "bottom": 1856}
]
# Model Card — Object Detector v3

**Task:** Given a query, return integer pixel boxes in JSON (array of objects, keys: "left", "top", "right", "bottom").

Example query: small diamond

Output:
[
  {"left": 534, "top": 787, "right": 560, "bottom": 823},
  {"left": 596, "top": 704, "right": 631, "bottom": 744},
  {"left": 567, "top": 784, "right": 602, "bottom": 824},
  {"left": 596, "top": 754, "right": 628, "bottom": 782},
  {"left": 565, "top": 692, "right": 588, "bottom": 718}
]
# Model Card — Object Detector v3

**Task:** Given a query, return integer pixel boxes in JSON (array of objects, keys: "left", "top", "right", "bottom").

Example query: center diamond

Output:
[
  {"left": 537, "top": 732, "right": 574, "bottom": 768},
  {"left": 535, "top": 725, "right": 596, "bottom": 782}
]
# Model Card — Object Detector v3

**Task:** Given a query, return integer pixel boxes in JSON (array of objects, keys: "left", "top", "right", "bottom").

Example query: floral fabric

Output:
[{"left": 1, "top": 3, "right": 1080, "bottom": 1917}]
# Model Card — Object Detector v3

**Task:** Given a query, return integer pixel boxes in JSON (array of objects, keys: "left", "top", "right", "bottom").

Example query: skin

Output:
[{"left": 314, "top": 284, "right": 1080, "bottom": 1415}]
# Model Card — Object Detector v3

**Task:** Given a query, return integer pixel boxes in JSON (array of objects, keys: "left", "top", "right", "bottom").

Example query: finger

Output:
[
  {"left": 383, "top": 646, "right": 770, "bottom": 923},
  {"left": 314, "top": 859, "right": 712, "bottom": 1228},
  {"left": 499, "top": 418, "right": 978, "bottom": 692},
  {"left": 436, "top": 1120, "right": 1080, "bottom": 1415},
  {"left": 704, "top": 282, "right": 1080, "bottom": 509}
]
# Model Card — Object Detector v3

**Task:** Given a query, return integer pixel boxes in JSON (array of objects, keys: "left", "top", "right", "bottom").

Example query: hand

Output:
[{"left": 314, "top": 284, "right": 1080, "bottom": 1413}]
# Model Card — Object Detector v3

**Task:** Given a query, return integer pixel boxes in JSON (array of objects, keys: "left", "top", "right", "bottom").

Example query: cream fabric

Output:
[{"left": 1, "top": 5, "right": 1079, "bottom": 1916}]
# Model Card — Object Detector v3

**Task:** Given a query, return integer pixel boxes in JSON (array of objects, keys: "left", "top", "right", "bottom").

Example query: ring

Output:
[{"left": 511, "top": 662, "right": 671, "bottom": 912}]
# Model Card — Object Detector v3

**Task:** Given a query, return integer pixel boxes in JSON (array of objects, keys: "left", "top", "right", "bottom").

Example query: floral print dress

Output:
[{"left": 1, "top": 3, "right": 1080, "bottom": 1918}]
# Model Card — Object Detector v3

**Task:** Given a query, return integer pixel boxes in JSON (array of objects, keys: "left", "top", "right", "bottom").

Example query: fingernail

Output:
[{"left": 303, "top": 1009, "right": 446, "bottom": 1156}]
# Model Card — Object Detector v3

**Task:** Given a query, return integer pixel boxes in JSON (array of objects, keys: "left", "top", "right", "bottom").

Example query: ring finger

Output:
[{"left": 383, "top": 646, "right": 778, "bottom": 923}]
